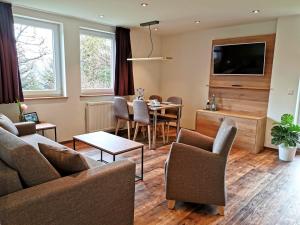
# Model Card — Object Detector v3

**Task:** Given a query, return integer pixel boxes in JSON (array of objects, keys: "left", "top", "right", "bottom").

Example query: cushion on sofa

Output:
[
  {"left": 38, "top": 143, "right": 90, "bottom": 176},
  {"left": 0, "top": 128, "right": 61, "bottom": 187},
  {"left": 0, "top": 114, "right": 19, "bottom": 136},
  {"left": 0, "top": 160, "right": 23, "bottom": 197}
]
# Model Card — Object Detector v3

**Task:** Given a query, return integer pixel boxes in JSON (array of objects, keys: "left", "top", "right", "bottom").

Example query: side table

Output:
[{"left": 36, "top": 123, "right": 57, "bottom": 141}]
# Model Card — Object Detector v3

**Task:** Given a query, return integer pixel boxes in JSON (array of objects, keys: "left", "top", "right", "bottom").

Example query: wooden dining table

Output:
[{"left": 128, "top": 101, "right": 183, "bottom": 149}]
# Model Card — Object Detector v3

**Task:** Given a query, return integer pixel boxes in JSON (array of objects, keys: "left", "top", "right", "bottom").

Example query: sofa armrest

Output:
[
  {"left": 0, "top": 160, "right": 136, "bottom": 225},
  {"left": 177, "top": 128, "right": 214, "bottom": 151},
  {"left": 14, "top": 122, "right": 36, "bottom": 136},
  {"left": 165, "top": 142, "right": 226, "bottom": 205}
]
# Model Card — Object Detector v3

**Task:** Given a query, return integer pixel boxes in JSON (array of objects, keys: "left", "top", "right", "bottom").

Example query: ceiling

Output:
[{"left": 9, "top": 0, "right": 300, "bottom": 35}]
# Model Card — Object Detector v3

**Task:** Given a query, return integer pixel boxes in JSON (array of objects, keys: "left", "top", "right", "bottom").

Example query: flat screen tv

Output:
[{"left": 212, "top": 42, "right": 266, "bottom": 76}]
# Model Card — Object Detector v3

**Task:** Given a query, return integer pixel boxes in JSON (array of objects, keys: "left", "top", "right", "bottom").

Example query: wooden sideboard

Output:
[{"left": 195, "top": 109, "right": 266, "bottom": 153}]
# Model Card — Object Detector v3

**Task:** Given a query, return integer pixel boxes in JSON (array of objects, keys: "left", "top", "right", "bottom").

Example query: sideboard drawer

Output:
[
  {"left": 195, "top": 110, "right": 266, "bottom": 153},
  {"left": 196, "top": 111, "right": 223, "bottom": 138}
]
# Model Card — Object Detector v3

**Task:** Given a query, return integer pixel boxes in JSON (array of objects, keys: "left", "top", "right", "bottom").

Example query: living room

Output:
[{"left": 0, "top": 0, "right": 300, "bottom": 225}]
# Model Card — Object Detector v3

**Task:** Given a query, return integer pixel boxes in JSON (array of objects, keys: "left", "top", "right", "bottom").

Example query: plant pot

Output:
[{"left": 278, "top": 144, "right": 297, "bottom": 162}]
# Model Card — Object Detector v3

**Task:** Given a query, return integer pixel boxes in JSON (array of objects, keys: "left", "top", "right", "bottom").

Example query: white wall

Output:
[
  {"left": 265, "top": 15, "right": 300, "bottom": 148},
  {"left": 0, "top": 6, "right": 162, "bottom": 142},
  {"left": 160, "top": 21, "right": 277, "bottom": 129}
]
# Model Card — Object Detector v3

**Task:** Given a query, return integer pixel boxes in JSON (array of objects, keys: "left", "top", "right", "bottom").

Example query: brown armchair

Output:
[{"left": 165, "top": 119, "right": 237, "bottom": 215}]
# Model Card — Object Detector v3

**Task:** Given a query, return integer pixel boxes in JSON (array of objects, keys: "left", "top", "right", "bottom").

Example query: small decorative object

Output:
[
  {"left": 136, "top": 88, "right": 145, "bottom": 100},
  {"left": 210, "top": 94, "right": 217, "bottom": 111},
  {"left": 23, "top": 112, "right": 40, "bottom": 124},
  {"left": 150, "top": 99, "right": 160, "bottom": 107},
  {"left": 206, "top": 99, "right": 210, "bottom": 110},
  {"left": 16, "top": 100, "right": 28, "bottom": 122},
  {"left": 271, "top": 114, "right": 300, "bottom": 162}
]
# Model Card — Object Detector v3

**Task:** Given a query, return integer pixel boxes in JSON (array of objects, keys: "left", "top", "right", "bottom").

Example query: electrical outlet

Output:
[{"left": 288, "top": 89, "right": 294, "bottom": 95}]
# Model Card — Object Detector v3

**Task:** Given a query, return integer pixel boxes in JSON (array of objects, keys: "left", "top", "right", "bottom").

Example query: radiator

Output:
[{"left": 85, "top": 101, "right": 116, "bottom": 133}]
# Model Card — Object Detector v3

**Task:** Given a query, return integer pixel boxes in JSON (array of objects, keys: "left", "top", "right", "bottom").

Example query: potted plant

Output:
[{"left": 271, "top": 114, "right": 300, "bottom": 162}]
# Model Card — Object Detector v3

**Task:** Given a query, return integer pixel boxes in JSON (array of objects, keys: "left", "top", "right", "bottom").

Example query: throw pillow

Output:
[
  {"left": 0, "top": 114, "right": 19, "bottom": 136},
  {"left": 38, "top": 143, "right": 90, "bottom": 176}
]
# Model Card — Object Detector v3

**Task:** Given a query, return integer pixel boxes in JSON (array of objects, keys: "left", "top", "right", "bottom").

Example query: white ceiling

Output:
[{"left": 9, "top": 0, "right": 300, "bottom": 35}]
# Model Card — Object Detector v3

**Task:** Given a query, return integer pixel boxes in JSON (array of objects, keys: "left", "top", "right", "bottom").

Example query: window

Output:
[
  {"left": 80, "top": 28, "right": 115, "bottom": 94},
  {"left": 14, "top": 16, "right": 63, "bottom": 96}
]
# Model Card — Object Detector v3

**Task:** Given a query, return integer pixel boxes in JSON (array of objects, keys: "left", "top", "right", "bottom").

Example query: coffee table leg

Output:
[
  {"left": 113, "top": 155, "right": 116, "bottom": 161},
  {"left": 141, "top": 146, "right": 144, "bottom": 180},
  {"left": 54, "top": 127, "right": 57, "bottom": 142},
  {"left": 100, "top": 151, "right": 103, "bottom": 161},
  {"left": 73, "top": 139, "right": 76, "bottom": 150}
]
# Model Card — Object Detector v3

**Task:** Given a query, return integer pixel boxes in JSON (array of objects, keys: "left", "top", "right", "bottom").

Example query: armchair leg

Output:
[
  {"left": 167, "top": 200, "right": 176, "bottom": 210},
  {"left": 217, "top": 206, "right": 225, "bottom": 216}
]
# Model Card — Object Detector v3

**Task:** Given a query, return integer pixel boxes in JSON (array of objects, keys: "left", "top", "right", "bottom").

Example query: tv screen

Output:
[{"left": 212, "top": 42, "right": 266, "bottom": 75}]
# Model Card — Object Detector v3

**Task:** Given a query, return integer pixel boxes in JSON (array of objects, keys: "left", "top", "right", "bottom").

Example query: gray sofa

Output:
[{"left": 0, "top": 121, "right": 136, "bottom": 225}]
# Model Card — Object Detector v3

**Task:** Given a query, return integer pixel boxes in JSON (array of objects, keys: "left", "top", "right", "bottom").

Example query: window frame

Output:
[
  {"left": 80, "top": 28, "right": 115, "bottom": 95},
  {"left": 14, "top": 16, "right": 64, "bottom": 97}
]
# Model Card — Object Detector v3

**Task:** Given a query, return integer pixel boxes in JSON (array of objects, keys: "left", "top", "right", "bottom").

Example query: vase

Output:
[{"left": 278, "top": 144, "right": 297, "bottom": 162}]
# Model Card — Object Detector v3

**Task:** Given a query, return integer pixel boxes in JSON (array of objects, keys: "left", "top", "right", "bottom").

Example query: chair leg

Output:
[
  {"left": 147, "top": 125, "right": 151, "bottom": 149},
  {"left": 167, "top": 200, "right": 176, "bottom": 210},
  {"left": 115, "top": 119, "right": 120, "bottom": 136},
  {"left": 166, "top": 122, "right": 170, "bottom": 143},
  {"left": 217, "top": 206, "right": 225, "bottom": 216},
  {"left": 161, "top": 123, "right": 165, "bottom": 144},
  {"left": 133, "top": 122, "right": 139, "bottom": 141},
  {"left": 127, "top": 121, "right": 131, "bottom": 139}
]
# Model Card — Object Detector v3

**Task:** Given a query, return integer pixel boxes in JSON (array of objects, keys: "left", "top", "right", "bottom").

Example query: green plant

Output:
[{"left": 271, "top": 114, "right": 300, "bottom": 147}]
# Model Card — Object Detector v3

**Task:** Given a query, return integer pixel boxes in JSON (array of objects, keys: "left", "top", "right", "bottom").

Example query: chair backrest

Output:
[
  {"left": 113, "top": 97, "right": 130, "bottom": 120},
  {"left": 149, "top": 95, "right": 162, "bottom": 102},
  {"left": 166, "top": 96, "right": 183, "bottom": 116},
  {"left": 133, "top": 100, "right": 150, "bottom": 124},
  {"left": 212, "top": 118, "right": 237, "bottom": 157}
]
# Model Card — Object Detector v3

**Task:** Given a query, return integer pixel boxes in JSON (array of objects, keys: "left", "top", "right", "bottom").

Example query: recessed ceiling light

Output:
[
  {"left": 99, "top": 15, "right": 104, "bottom": 18},
  {"left": 141, "top": 3, "right": 148, "bottom": 7},
  {"left": 195, "top": 21, "right": 200, "bottom": 24},
  {"left": 251, "top": 10, "right": 260, "bottom": 14}
]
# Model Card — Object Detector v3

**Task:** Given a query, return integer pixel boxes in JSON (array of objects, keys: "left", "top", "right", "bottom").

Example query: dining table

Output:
[{"left": 128, "top": 101, "right": 183, "bottom": 149}]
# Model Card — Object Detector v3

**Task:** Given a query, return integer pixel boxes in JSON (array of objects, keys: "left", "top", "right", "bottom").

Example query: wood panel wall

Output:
[{"left": 208, "top": 34, "right": 276, "bottom": 116}]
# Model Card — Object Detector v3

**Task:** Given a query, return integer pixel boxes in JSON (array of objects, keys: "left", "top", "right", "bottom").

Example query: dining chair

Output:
[
  {"left": 149, "top": 95, "right": 163, "bottom": 102},
  {"left": 113, "top": 97, "right": 134, "bottom": 139},
  {"left": 132, "top": 100, "right": 165, "bottom": 149},
  {"left": 162, "top": 96, "right": 183, "bottom": 142}
]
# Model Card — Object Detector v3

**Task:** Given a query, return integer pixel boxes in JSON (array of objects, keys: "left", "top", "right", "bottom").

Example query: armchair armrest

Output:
[
  {"left": 177, "top": 128, "right": 214, "bottom": 151},
  {"left": 0, "top": 160, "right": 136, "bottom": 225},
  {"left": 14, "top": 122, "right": 36, "bottom": 136},
  {"left": 165, "top": 142, "right": 226, "bottom": 206}
]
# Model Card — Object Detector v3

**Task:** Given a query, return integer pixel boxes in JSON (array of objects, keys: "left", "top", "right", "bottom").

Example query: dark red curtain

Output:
[
  {"left": 0, "top": 2, "right": 23, "bottom": 104},
  {"left": 114, "top": 27, "right": 134, "bottom": 96}
]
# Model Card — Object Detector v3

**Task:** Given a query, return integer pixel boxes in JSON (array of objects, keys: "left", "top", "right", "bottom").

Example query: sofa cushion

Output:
[
  {"left": 0, "top": 160, "right": 23, "bottom": 197},
  {"left": 0, "top": 114, "right": 19, "bottom": 136},
  {"left": 21, "top": 133, "right": 63, "bottom": 150},
  {"left": 38, "top": 143, "right": 90, "bottom": 176},
  {"left": 0, "top": 128, "right": 61, "bottom": 187}
]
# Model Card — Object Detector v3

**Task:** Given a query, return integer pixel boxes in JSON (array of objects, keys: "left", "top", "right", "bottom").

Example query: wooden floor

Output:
[{"left": 67, "top": 130, "right": 300, "bottom": 225}]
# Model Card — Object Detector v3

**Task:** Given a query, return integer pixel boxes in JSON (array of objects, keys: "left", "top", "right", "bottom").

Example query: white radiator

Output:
[{"left": 85, "top": 101, "right": 116, "bottom": 132}]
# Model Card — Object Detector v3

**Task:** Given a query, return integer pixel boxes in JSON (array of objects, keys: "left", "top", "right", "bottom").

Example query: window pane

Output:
[
  {"left": 80, "top": 32, "right": 113, "bottom": 90},
  {"left": 14, "top": 23, "right": 56, "bottom": 91}
]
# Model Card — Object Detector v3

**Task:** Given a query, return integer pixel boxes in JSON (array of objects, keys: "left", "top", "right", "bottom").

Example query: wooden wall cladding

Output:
[{"left": 208, "top": 34, "right": 276, "bottom": 116}]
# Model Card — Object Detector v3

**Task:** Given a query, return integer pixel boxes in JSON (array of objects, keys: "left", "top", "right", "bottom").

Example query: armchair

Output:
[{"left": 165, "top": 119, "right": 237, "bottom": 215}]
